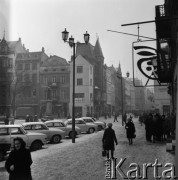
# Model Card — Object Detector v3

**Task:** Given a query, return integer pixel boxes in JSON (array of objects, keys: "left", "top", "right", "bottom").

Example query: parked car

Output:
[
  {"left": 22, "top": 122, "right": 65, "bottom": 143},
  {"left": 82, "top": 117, "right": 106, "bottom": 131},
  {"left": 65, "top": 118, "right": 97, "bottom": 134},
  {"left": 0, "top": 125, "right": 48, "bottom": 161},
  {"left": 45, "top": 120, "right": 81, "bottom": 138}
]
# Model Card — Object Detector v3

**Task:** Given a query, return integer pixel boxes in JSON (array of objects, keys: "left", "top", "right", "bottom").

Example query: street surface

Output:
[{"left": 0, "top": 117, "right": 175, "bottom": 180}]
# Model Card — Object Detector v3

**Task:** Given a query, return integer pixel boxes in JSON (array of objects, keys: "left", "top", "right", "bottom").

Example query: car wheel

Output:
[
  {"left": 88, "top": 128, "right": 95, "bottom": 134},
  {"left": 52, "top": 135, "right": 61, "bottom": 143},
  {"left": 69, "top": 131, "right": 77, "bottom": 139},
  {"left": 0, "top": 150, "right": 4, "bottom": 162},
  {"left": 97, "top": 125, "right": 102, "bottom": 131},
  {"left": 31, "top": 141, "right": 43, "bottom": 151}
]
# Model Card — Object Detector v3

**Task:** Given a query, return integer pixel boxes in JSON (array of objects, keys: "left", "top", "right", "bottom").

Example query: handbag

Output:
[{"left": 102, "top": 149, "right": 106, "bottom": 157}]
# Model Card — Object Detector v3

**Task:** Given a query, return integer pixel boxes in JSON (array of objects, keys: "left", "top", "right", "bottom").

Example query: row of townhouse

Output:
[{"left": 0, "top": 34, "right": 151, "bottom": 118}]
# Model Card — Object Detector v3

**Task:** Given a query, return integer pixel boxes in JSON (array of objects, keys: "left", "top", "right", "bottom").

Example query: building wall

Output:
[
  {"left": 69, "top": 55, "right": 93, "bottom": 117},
  {"left": 154, "top": 83, "right": 171, "bottom": 115}
]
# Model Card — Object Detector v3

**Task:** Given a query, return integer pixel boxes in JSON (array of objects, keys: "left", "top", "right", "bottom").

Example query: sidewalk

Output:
[{"left": 0, "top": 117, "right": 175, "bottom": 180}]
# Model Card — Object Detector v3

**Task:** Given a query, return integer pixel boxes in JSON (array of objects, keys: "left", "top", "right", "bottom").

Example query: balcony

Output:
[{"left": 155, "top": 5, "right": 171, "bottom": 39}]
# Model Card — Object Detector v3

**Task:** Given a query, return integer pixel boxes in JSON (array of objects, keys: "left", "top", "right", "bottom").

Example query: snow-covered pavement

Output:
[{"left": 0, "top": 117, "right": 175, "bottom": 180}]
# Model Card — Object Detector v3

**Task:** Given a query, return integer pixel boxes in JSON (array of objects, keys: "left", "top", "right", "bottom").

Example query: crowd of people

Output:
[{"left": 139, "top": 112, "right": 176, "bottom": 143}]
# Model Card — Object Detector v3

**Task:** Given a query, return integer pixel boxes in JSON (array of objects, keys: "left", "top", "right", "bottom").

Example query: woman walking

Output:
[
  {"left": 125, "top": 117, "right": 136, "bottom": 145},
  {"left": 102, "top": 123, "right": 118, "bottom": 160},
  {"left": 5, "top": 137, "right": 33, "bottom": 180}
]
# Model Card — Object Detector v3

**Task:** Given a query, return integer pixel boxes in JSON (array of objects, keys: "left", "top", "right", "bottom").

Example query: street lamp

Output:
[
  {"left": 62, "top": 28, "right": 90, "bottom": 143},
  {"left": 126, "top": 72, "right": 131, "bottom": 113},
  {"left": 117, "top": 71, "right": 124, "bottom": 126}
]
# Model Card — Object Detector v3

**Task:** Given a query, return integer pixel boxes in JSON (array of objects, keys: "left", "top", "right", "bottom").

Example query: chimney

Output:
[
  {"left": 19, "top": 37, "right": 21, "bottom": 42},
  {"left": 42, "top": 47, "right": 45, "bottom": 52}
]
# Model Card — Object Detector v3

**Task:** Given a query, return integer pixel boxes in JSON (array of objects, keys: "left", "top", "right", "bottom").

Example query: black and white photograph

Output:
[{"left": 0, "top": 0, "right": 178, "bottom": 179}]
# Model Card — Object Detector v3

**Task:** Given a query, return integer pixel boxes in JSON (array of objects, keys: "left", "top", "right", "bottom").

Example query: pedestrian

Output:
[
  {"left": 25, "top": 115, "right": 30, "bottom": 122},
  {"left": 5, "top": 137, "right": 33, "bottom": 180},
  {"left": 125, "top": 117, "right": 136, "bottom": 145},
  {"left": 113, "top": 112, "right": 118, "bottom": 122},
  {"left": 144, "top": 113, "right": 153, "bottom": 142},
  {"left": 4, "top": 115, "right": 10, "bottom": 125},
  {"left": 102, "top": 123, "right": 118, "bottom": 160},
  {"left": 33, "top": 115, "right": 38, "bottom": 122}
]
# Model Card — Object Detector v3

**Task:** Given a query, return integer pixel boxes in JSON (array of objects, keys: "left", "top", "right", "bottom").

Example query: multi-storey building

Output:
[
  {"left": 69, "top": 55, "right": 94, "bottom": 117},
  {"left": 76, "top": 38, "right": 106, "bottom": 116},
  {"left": 134, "top": 78, "right": 145, "bottom": 113},
  {"left": 40, "top": 55, "right": 70, "bottom": 118},
  {"left": 0, "top": 36, "right": 26, "bottom": 116},
  {"left": 107, "top": 65, "right": 116, "bottom": 115},
  {"left": 15, "top": 47, "right": 48, "bottom": 117}
]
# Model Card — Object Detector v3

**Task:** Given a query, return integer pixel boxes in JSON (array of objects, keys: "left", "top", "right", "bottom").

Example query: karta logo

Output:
[{"left": 105, "top": 158, "right": 177, "bottom": 179}]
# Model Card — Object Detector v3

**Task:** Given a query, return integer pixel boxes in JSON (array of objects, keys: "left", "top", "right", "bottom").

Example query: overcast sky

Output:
[{"left": 1, "top": 0, "right": 164, "bottom": 82}]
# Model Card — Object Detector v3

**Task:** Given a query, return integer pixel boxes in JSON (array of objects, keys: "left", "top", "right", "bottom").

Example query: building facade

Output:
[
  {"left": 69, "top": 55, "right": 94, "bottom": 117},
  {"left": 40, "top": 55, "right": 70, "bottom": 118},
  {"left": 15, "top": 48, "right": 48, "bottom": 117},
  {"left": 0, "top": 37, "right": 26, "bottom": 116}
]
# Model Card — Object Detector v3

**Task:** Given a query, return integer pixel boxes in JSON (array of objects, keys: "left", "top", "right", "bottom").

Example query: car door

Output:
[
  {"left": 9, "top": 127, "right": 29, "bottom": 148},
  {"left": 32, "top": 124, "right": 51, "bottom": 140},
  {"left": 76, "top": 120, "right": 87, "bottom": 133},
  {"left": 53, "top": 122, "right": 67, "bottom": 136}
]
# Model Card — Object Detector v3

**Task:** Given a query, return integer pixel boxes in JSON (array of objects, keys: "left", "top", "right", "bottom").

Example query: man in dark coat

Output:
[
  {"left": 25, "top": 115, "right": 30, "bottom": 122},
  {"left": 102, "top": 123, "right": 118, "bottom": 159},
  {"left": 5, "top": 137, "right": 33, "bottom": 180},
  {"left": 125, "top": 117, "right": 136, "bottom": 145}
]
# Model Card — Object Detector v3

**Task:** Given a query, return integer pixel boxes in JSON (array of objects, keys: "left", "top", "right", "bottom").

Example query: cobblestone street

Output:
[{"left": 0, "top": 117, "right": 175, "bottom": 180}]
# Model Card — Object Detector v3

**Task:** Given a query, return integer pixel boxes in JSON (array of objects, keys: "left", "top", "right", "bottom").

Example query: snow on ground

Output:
[{"left": 0, "top": 117, "right": 175, "bottom": 180}]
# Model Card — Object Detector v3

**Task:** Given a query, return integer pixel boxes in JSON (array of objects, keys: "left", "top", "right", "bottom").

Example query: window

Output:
[
  {"left": 25, "top": 63, "right": 30, "bottom": 70},
  {"left": 24, "top": 74, "right": 30, "bottom": 82},
  {"left": 90, "top": 66, "right": 92, "bottom": 75},
  {"left": 90, "top": 79, "right": 92, "bottom": 86},
  {"left": 0, "top": 128, "right": 8, "bottom": 135},
  {"left": 75, "top": 93, "right": 85, "bottom": 102},
  {"left": 46, "top": 122, "right": 53, "bottom": 127},
  {"left": 32, "top": 63, "right": 37, "bottom": 70},
  {"left": 24, "top": 125, "right": 31, "bottom": 130},
  {"left": 77, "top": 78, "right": 83, "bottom": 86},
  {"left": 32, "top": 74, "right": 37, "bottom": 83},
  {"left": 54, "top": 122, "right": 64, "bottom": 127},
  {"left": 52, "top": 90, "right": 57, "bottom": 98},
  {"left": 60, "top": 76, "right": 66, "bottom": 84},
  {"left": 11, "top": 127, "right": 23, "bottom": 135},
  {"left": 17, "top": 63, "right": 23, "bottom": 70},
  {"left": 61, "top": 89, "right": 67, "bottom": 99},
  {"left": 77, "top": 66, "right": 83, "bottom": 73},
  {"left": 75, "top": 93, "right": 84, "bottom": 98},
  {"left": 32, "top": 89, "right": 36, "bottom": 96},
  {"left": 52, "top": 76, "right": 56, "bottom": 83}
]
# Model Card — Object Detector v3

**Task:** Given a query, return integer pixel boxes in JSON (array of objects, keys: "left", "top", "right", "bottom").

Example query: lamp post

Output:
[
  {"left": 62, "top": 28, "right": 90, "bottom": 143},
  {"left": 126, "top": 72, "right": 131, "bottom": 113},
  {"left": 117, "top": 71, "right": 124, "bottom": 126}
]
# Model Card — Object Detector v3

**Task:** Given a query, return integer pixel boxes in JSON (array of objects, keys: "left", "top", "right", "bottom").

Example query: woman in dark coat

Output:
[
  {"left": 125, "top": 118, "right": 136, "bottom": 145},
  {"left": 102, "top": 123, "right": 118, "bottom": 159},
  {"left": 5, "top": 137, "right": 33, "bottom": 180}
]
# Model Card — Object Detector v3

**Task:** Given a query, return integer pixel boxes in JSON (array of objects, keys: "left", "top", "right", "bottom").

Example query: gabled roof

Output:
[
  {"left": 94, "top": 38, "right": 104, "bottom": 58},
  {"left": 76, "top": 42, "right": 95, "bottom": 59},
  {"left": 41, "top": 55, "right": 69, "bottom": 67}
]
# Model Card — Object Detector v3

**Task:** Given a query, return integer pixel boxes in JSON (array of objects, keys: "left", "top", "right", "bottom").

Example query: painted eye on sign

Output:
[{"left": 132, "top": 40, "right": 168, "bottom": 87}]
